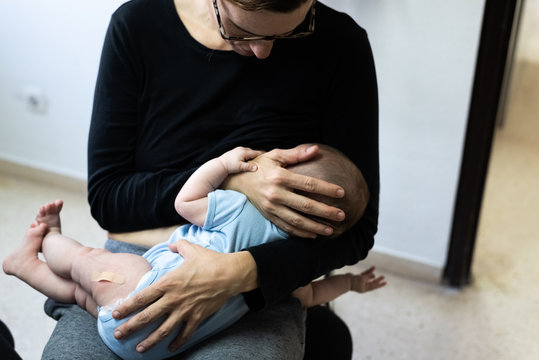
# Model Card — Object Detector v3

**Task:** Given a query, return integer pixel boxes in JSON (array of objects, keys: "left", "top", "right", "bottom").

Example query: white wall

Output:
[
  {"left": 0, "top": 0, "right": 125, "bottom": 178},
  {"left": 325, "top": 0, "right": 485, "bottom": 270},
  {"left": 0, "top": 1, "right": 486, "bottom": 274},
  {"left": 517, "top": 0, "right": 539, "bottom": 62}
]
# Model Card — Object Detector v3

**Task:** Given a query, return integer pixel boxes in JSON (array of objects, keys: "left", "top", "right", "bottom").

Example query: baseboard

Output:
[
  {"left": 337, "top": 249, "right": 443, "bottom": 284},
  {"left": 0, "top": 158, "right": 87, "bottom": 194}
]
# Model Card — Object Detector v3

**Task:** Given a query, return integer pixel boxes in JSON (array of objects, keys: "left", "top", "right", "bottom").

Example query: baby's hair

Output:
[{"left": 287, "top": 144, "right": 369, "bottom": 237}]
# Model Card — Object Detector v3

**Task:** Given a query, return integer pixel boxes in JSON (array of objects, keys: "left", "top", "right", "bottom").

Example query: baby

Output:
[{"left": 4, "top": 145, "right": 385, "bottom": 359}]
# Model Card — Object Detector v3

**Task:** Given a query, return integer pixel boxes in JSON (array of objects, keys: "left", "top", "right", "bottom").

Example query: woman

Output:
[{"left": 42, "top": 0, "right": 379, "bottom": 358}]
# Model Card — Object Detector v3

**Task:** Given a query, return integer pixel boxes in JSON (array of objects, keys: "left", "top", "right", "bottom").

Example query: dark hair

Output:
[
  {"left": 226, "top": 0, "right": 310, "bottom": 12},
  {"left": 288, "top": 144, "right": 369, "bottom": 237}
]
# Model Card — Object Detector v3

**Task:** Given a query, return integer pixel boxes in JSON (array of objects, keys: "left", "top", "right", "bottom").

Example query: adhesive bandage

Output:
[{"left": 91, "top": 271, "right": 125, "bottom": 284}]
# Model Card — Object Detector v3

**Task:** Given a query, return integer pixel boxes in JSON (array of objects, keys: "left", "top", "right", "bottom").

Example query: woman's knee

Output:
[{"left": 304, "top": 305, "right": 352, "bottom": 360}]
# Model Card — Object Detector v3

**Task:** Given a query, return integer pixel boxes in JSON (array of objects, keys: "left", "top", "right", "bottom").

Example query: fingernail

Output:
[
  {"left": 137, "top": 345, "right": 145, "bottom": 353},
  {"left": 306, "top": 145, "right": 316, "bottom": 152},
  {"left": 336, "top": 211, "right": 345, "bottom": 221},
  {"left": 114, "top": 330, "right": 123, "bottom": 339},
  {"left": 324, "top": 227, "right": 333, "bottom": 235},
  {"left": 336, "top": 189, "right": 345, "bottom": 197},
  {"left": 112, "top": 311, "right": 120, "bottom": 318}
]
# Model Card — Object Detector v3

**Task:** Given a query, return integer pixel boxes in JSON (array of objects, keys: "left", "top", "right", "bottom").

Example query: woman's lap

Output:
[
  {"left": 42, "top": 297, "right": 305, "bottom": 359},
  {"left": 42, "top": 239, "right": 306, "bottom": 359},
  {"left": 43, "top": 300, "right": 119, "bottom": 360}
]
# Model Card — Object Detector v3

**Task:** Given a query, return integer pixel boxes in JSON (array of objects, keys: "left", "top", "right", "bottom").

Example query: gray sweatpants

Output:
[{"left": 42, "top": 239, "right": 306, "bottom": 360}]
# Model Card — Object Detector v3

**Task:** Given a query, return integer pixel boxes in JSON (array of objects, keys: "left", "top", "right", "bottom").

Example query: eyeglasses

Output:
[{"left": 212, "top": 0, "right": 316, "bottom": 41}]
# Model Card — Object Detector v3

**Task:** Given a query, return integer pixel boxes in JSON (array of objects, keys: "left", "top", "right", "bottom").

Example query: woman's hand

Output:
[
  {"left": 111, "top": 239, "right": 257, "bottom": 353},
  {"left": 222, "top": 144, "right": 346, "bottom": 238}
]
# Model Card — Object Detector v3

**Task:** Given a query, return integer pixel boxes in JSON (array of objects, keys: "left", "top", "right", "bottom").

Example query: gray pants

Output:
[{"left": 42, "top": 239, "right": 306, "bottom": 360}]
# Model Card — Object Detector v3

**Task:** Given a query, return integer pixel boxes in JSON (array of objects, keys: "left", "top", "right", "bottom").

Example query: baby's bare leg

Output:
[
  {"left": 36, "top": 200, "right": 152, "bottom": 308},
  {"left": 3, "top": 201, "right": 100, "bottom": 314},
  {"left": 2, "top": 223, "right": 79, "bottom": 304},
  {"left": 5, "top": 200, "right": 152, "bottom": 318},
  {"left": 36, "top": 200, "right": 88, "bottom": 278},
  {"left": 70, "top": 249, "right": 152, "bottom": 308}
]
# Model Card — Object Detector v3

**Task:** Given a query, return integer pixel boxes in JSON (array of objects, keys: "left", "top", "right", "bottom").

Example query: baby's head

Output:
[{"left": 287, "top": 144, "right": 369, "bottom": 238}]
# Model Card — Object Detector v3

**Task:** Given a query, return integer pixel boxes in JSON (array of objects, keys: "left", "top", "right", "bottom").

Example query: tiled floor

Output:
[{"left": 1, "top": 3, "right": 538, "bottom": 360}]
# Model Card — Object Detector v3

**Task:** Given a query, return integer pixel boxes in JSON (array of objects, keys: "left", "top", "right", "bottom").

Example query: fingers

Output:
[
  {"left": 351, "top": 268, "right": 387, "bottom": 293},
  {"left": 258, "top": 185, "right": 344, "bottom": 236},
  {"left": 222, "top": 147, "right": 264, "bottom": 173},
  {"left": 231, "top": 147, "right": 263, "bottom": 159},
  {"left": 112, "top": 287, "right": 164, "bottom": 336},
  {"left": 286, "top": 172, "right": 345, "bottom": 199},
  {"left": 262, "top": 146, "right": 345, "bottom": 199},
  {"left": 133, "top": 311, "right": 184, "bottom": 353},
  {"left": 235, "top": 148, "right": 264, "bottom": 166},
  {"left": 168, "top": 239, "right": 194, "bottom": 255},
  {"left": 362, "top": 270, "right": 386, "bottom": 291},
  {"left": 277, "top": 207, "right": 338, "bottom": 237},
  {"left": 259, "top": 192, "right": 342, "bottom": 237},
  {"left": 268, "top": 212, "right": 319, "bottom": 238},
  {"left": 168, "top": 316, "right": 204, "bottom": 352},
  {"left": 257, "top": 166, "right": 345, "bottom": 216},
  {"left": 132, "top": 306, "right": 205, "bottom": 354},
  {"left": 168, "top": 242, "right": 180, "bottom": 253},
  {"left": 360, "top": 266, "right": 376, "bottom": 276},
  {"left": 367, "top": 276, "right": 387, "bottom": 291},
  {"left": 265, "top": 144, "right": 319, "bottom": 166},
  {"left": 243, "top": 148, "right": 265, "bottom": 160},
  {"left": 239, "top": 161, "right": 258, "bottom": 172},
  {"left": 173, "top": 239, "right": 195, "bottom": 257},
  {"left": 285, "top": 191, "right": 345, "bottom": 221}
]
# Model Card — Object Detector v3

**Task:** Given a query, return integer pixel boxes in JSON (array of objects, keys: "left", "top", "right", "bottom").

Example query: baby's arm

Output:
[
  {"left": 292, "top": 267, "right": 386, "bottom": 308},
  {"left": 175, "top": 147, "right": 263, "bottom": 226}
]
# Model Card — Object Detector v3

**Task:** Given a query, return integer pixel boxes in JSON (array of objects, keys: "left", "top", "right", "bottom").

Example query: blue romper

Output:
[{"left": 96, "top": 190, "right": 288, "bottom": 359}]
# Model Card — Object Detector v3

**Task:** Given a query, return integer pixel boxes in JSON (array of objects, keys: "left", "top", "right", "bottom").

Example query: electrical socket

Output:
[{"left": 19, "top": 86, "right": 48, "bottom": 113}]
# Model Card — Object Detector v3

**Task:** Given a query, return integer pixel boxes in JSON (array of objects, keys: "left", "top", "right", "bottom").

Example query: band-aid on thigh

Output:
[{"left": 91, "top": 271, "right": 125, "bottom": 284}]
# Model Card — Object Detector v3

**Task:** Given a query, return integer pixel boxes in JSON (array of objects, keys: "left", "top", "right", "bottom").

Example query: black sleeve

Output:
[
  {"left": 87, "top": 11, "right": 187, "bottom": 232},
  {"left": 244, "top": 27, "right": 379, "bottom": 310}
]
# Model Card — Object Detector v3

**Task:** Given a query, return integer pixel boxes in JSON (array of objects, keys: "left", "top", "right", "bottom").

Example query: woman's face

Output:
[{"left": 213, "top": 0, "right": 314, "bottom": 59}]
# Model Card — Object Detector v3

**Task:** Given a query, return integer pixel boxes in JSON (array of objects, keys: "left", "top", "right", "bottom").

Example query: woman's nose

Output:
[{"left": 249, "top": 40, "right": 274, "bottom": 59}]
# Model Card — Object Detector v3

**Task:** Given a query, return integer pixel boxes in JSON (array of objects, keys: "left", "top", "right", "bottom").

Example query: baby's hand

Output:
[
  {"left": 219, "top": 147, "right": 264, "bottom": 174},
  {"left": 350, "top": 266, "right": 386, "bottom": 293}
]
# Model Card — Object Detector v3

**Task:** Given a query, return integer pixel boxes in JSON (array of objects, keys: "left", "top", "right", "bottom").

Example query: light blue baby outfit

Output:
[{"left": 97, "top": 190, "right": 288, "bottom": 359}]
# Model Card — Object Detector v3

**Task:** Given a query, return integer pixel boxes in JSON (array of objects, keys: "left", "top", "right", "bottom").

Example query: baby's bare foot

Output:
[
  {"left": 36, "top": 200, "right": 63, "bottom": 232},
  {"left": 3, "top": 223, "right": 48, "bottom": 277}
]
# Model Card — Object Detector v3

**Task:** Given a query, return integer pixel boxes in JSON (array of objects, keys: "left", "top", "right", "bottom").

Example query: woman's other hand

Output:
[
  {"left": 111, "top": 239, "right": 257, "bottom": 353},
  {"left": 222, "top": 144, "right": 345, "bottom": 238}
]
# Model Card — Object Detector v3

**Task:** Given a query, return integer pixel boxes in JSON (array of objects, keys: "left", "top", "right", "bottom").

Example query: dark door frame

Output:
[{"left": 443, "top": 0, "right": 522, "bottom": 286}]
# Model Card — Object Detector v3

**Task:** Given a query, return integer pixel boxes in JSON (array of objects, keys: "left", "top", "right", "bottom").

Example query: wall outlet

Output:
[{"left": 21, "top": 86, "right": 48, "bottom": 113}]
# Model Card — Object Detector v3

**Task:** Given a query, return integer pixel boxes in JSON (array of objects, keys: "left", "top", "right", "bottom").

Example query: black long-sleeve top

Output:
[{"left": 88, "top": 0, "right": 379, "bottom": 310}]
